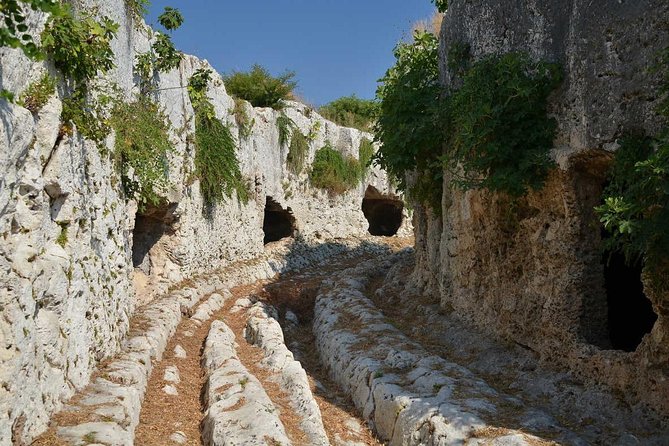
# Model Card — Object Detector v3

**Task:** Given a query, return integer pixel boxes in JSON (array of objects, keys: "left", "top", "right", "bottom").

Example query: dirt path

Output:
[{"left": 134, "top": 241, "right": 412, "bottom": 446}]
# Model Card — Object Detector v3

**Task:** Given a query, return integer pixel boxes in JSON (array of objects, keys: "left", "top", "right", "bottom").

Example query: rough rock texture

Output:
[
  {"left": 202, "top": 320, "right": 291, "bottom": 446},
  {"left": 245, "top": 302, "right": 329, "bottom": 445},
  {"left": 0, "top": 1, "right": 409, "bottom": 443},
  {"left": 410, "top": 0, "right": 669, "bottom": 418},
  {"left": 314, "top": 255, "right": 566, "bottom": 446}
]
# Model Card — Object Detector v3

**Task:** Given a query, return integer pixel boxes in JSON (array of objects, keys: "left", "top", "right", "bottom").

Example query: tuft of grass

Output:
[
  {"left": 310, "top": 142, "right": 361, "bottom": 195},
  {"left": 224, "top": 64, "right": 296, "bottom": 110},
  {"left": 232, "top": 98, "right": 254, "bottom": 140},
  {"left": 276, "top": 113, "right": 295, "bottom": 147},
  {"left": 56, "top": 223, "right": 68, "bottom": 248},
  {"left": 286, "top": 131, "right": 309, "bottom": 174},
  {"left": 19, "top": 73, "right": 56, "bottom": 114}
]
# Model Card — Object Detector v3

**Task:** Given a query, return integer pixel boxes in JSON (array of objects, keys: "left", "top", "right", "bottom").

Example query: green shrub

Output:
[
  {"left": 133, "top": 6, "right": 184, "bottom": 90},
  {"left": 41, "top": 7, "right": 119, "bottom": 86},
  {"left": 358, "top": 138, "right": 374, "bottom": 175},
  {"left": 310, "top": 143, "right": 361, "bottom": 194},
  {"left": 596, "top": 49, "right": 669, "bottom": 285},
  {"left": 187, "top": 68, "right": 213, "bottom": 105},
  {"left": 375, "top": 29, "right": 561, "bottom": 210},
  {"left": 110, "top": 97, "right": 174, "bottom": 208},
  {"left": 287, "top": 131, "right": 308, "bottom": 174},
  {"left": 443, "top": 52, "right": 562, "bottom": 197},
  {"left": 224, "top": 65, "right": 296, "bottom": 110},
  {"left": 0, "top": 0, "right": 64, "bottom": 59},
  {"left": 307, "top": 120, "right": 321, "bottom": 142},
  {"left": 276, "top": 113, "right": 295, "bottom": 147},
  {"left": 374, "top": 30, "right": 443, "bottom": 207},
  {"left": 318, "top": 95, "right": 378, "bottom": 131},
  {"left": 19, "top": 73, "right": 55, "bottom": 113},
  {"left": 232, "top": 98, "right": 254, "bottom": 140},
  {"left": 152, "top": 32, "right": 182, "bottom": 72}
]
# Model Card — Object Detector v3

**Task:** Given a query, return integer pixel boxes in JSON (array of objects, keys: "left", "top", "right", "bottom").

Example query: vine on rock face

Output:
[
  {"left": 443, "top": 52, "right": 562, "bottom": 197},
  {"left": 276, "top": 113, "right": 296, "bottom": 147},
  {"left": 287, "top": 130, "right": 309, "bottom": 175},
  {"left": 188, "top": 68, "right": 249, "bottom": 206},
  {"left": 110, "top": 97, "right": 174, "bottom": 209},
  {"left": 597, "top": 48, "right": 669, "bottom": 286}
]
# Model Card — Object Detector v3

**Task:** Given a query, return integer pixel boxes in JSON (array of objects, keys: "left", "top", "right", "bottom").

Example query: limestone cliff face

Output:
[
  {"left": 0, "top": 1, "right": 408, "bottom": 441},
  {"left": 412, "top": 0, "right": 669, "bottom": 416}
]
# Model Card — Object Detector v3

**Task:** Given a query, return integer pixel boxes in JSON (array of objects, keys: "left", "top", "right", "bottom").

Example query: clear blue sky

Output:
[{"left": 146, "top": 1, "right": 435, "bottom": 106}]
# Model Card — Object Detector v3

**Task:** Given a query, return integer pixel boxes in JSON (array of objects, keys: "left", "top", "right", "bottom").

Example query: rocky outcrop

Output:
[
  {"left": 0, "top": 1, "right": 409, "bottom": 442},
  {"left": 411, "top": 0, "right": 669, "bottom": 417}
]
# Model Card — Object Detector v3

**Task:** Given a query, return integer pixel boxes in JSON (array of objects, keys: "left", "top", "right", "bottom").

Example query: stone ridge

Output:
[{"left": 0, "top": 1, "right": 409, "bottom": 441}]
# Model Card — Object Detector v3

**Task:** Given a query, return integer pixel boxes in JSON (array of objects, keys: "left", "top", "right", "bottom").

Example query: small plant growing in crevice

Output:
[
  {"left": 286, "top": 131, "right": 309, "bottom": 174},
  {"left": 310, "top": 142, "right": 361, "bottom": 195},
  {"left": 307, "top": 120, "right": 321, "bottom": 142},
  {"left": 232, "top": 98, "right": 254, "bottom": 140},
  {"left": 224, "top": 64, "right": 296, "bottom": 110},
  {"left": 19, "top": 73, "right": 55, "bottom": 114},
  {"left": 56, "top": 223, "right": 68, "bottom": 248},
  {"left": 110, "top": 97, "right": 174, "bottom": 209},
  {"left": 276, "top": 113, "right": 295, "bottom": 147},
  {"left": 358, "top": 137, "right": 375, "bottom": 176},
  {"left": 61, "top": 88, "right": 112, "bottom": 143}
]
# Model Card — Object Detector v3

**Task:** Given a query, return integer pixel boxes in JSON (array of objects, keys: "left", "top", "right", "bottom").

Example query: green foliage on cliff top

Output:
[
  {"left": 432, "top": 0, "right": 448, "bottom": 13},
  {"left": 374, "top": 30, "right": 444, "bottom": 210},
  {"left": 374, "top": 29, "right": 561, "bottom": 210},
  {"left": 224, "top": 65, "right": 296, "bottom": 110},
  {"left": 318, "top": 95, "right": 378, "bottom": 131}
]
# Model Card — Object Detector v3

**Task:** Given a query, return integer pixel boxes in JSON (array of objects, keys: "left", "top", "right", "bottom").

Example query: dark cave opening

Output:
[
  {"left": 132, "top": 202, "right": 178, "bottom": 274},
  {"left": 602, "top": 247, "right": 658, "bottom": 352},
  {"left": 263, "top": 196, "right": 296, "bottom": 245},
  {"left": 361, "top": 186, "right": 404, "bottom": 237}
]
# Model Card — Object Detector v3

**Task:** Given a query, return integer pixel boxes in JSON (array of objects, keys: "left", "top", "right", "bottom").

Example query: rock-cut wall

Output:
[
  {"left": 0, "top": 1, "right": 409, "bottom": 442},
  {"left": 412, "top": 0, "right": 669, "bottom": 417}
]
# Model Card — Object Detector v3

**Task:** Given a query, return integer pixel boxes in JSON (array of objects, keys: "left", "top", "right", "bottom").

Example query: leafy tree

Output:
[
  {"left": 224, "top": 65, "right": 296, "bottom": 110},
  {"left": 374, "top": 30, "right": 443, "bottom": 208},
  {"left": 158, "top": 6, "right": 183, "bottom": 31}
]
